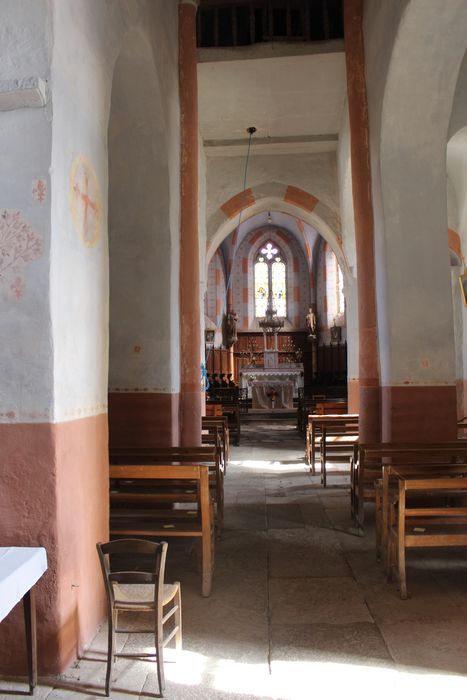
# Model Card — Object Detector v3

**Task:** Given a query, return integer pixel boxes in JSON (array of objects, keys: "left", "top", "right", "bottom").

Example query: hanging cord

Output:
[{"left": 204, "top": 127, "right": 257, "bottom": 383}]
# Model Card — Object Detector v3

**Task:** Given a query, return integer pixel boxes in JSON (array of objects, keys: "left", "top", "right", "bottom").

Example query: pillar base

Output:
[
  {"left": 381, "top": 385, "right": 457, "bottom": 442},
  {"left": 180, "top": 389, "right": 202, "bottom": 446},
  {"left": 359, "top": 383, "right": 381, "bottom": 443},
  {"left": 0, "top": 416, "right": 108, "bottom": 675},
  {"left": 348, "top": 378, "right": 360, "bottom": 413},
  {"left": 108, "top": 392, "right": 180, "bottom": 447}
]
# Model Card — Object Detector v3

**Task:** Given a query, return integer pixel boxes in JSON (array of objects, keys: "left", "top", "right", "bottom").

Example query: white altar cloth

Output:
[
  {"left": 239, "top": 365, "right": 304, "bottom": 408},
  {"left": 0, "top": 547, "right": 47, "bottom": 623},
  {"left": 252, "top": 382, "right": 294, "bottom": 409}
]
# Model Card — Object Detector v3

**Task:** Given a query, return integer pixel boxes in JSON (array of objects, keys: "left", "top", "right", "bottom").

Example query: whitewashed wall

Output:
[
  {"left": 49, "top": 0, "right": 180, "bottom": 417},
  {"left": 0, "top": 0, "right": 54, "bottom": 422}
]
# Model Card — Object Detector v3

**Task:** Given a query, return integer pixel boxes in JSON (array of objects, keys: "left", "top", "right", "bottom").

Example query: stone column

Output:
[
  {"left": 179, "top": 0, "right": 202, "bottom": 445},
  {"left": 344, "top": 0, "right": 380, "bottom": 441}
]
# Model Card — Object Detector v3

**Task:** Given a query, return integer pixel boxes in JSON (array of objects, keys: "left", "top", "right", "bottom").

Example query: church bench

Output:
[
  {"left": 387, "top": 473, "right": 467, "bottom": 599},
  {"left": 319, "top": 417, "right": 359, "bottom": 487},
  {"left": 457, "top": 416, "right": 467, "bottom": 438},
  {"left": 375, "top": 462, "right": 467, "bottom": 564},
  {"left": 109, "top": 446, "right": 224, "bottom": 532},
  {"left": 206, "top": 403, "right": 223, "bottom": 417},
  {"left": 297, "top": 394, "right": 327, "bottom": 433},
  {"left": 109, "top": 463, "right": 214, "bottom": 597},
  {"left": 306, "top": 413, "right": 358, "bottom": 475},
  {"left": 202, "top": 416, "right": 230, "bottom": 468},
  {"left": 201, "top": 418, "right": 229, "bottom": 471},
  {"left": 221, "top": 404, "right": 241, "bottom": 445},
  {"left": 315, "top": 400, "right": 348, "bottom": 415},
  {"left": 207, "top": 387, "right": 246, "bottom": 445},
  {"left": 352, "top": 442, "right": 467, "bottom": 533}
]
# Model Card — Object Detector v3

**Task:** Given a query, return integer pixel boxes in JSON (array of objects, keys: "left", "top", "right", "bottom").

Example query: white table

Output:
[{"left": 0, "top": 547, "right": 48, "bottom": 694}]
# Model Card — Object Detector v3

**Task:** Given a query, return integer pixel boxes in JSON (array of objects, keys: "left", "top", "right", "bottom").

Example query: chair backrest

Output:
[{"left": 96, "top": 539, "right": 168, "bottom": 608}]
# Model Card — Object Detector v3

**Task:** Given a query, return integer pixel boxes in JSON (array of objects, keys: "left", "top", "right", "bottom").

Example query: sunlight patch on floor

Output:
[
  {"left": 229, "top": 459, "right": 309, "bottom": 471},
  {"left": 163, "top": 651, "right": 467, "bottom": 700}
]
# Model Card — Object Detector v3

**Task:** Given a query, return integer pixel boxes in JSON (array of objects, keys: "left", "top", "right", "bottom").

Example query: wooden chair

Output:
[{"left": 96, "top": 539, "right": 182, "bottom": 697}]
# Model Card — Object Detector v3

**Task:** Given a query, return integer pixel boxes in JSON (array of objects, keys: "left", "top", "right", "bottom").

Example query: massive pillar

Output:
[
  {"left": 364, "top": 0, "right": 467, "bottom": 441},
  {"left": 179, "top": 0, "right": 202, "bottom": 445},
  {"left": 0, "top": 2, "right": 108, "bottom": 675},
  {"left": 345, "top": 275, "right": 360, "bottom": 413},
  {"left": 344, "top": 0, "right": 380, "bottom": 441}
]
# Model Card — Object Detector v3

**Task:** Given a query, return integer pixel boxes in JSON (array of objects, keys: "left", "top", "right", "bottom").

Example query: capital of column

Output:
[{"left": 179, "top": 0, "right": 199, "bottom": 7}]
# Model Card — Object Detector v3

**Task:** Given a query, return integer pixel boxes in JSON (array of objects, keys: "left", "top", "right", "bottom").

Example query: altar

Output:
[{"left": 239, "top": 364, "right": 304, "bottom": 409}]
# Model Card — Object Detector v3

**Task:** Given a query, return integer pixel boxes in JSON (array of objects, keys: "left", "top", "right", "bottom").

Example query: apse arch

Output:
[{"left": 207, "top": 187, "right": 349, "bottom": 279}]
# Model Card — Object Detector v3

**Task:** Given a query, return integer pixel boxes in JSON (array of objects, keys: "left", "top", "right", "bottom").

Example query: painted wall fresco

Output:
[
  {"left": 0, "top": 209, "right": 43, "bottom": 300},
  {"left": 32, "top": 179, "right": 47, "bottom": 203},
  {"left": 69, "top": 155, "right": 102, "bottom": 248}
]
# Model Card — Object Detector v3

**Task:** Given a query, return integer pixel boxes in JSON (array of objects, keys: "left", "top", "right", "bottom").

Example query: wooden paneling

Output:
[{"left": 206, "top": 333, "right": 347, "bottom": 386}]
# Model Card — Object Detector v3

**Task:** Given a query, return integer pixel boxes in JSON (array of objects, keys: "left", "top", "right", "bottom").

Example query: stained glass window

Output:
[
  {"left": 272, "top": 261, "right": 286, "bottom": 317},
  {"left": 254, "top": 260, "right": 269, "bottom": 317},
  {"left": 254, "top": 242, "right": 287, "bottom": 318}
]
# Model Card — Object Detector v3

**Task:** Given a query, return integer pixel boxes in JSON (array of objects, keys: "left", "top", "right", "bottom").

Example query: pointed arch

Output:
[{"left": 207, "top": 183, "right": 348, "bottom": 278}]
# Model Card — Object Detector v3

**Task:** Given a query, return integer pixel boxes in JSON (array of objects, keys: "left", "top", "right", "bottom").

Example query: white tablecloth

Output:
[
  {"left": 0, "top": 547, "right": 48, "bottom": 622},
  {"left": 252, "top": 382, "right": 294, "bottom": 409}
]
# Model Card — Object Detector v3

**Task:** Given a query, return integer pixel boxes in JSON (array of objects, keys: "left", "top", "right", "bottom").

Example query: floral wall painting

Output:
[
  {"left": 0, "top": 210, "right": 43, "bottom": 300},
  {"left": 69, "top": 154, "right": 102, "bottom": 248},
  {"left": 32, "top": 179, "right": 47, "bottom": 203}
]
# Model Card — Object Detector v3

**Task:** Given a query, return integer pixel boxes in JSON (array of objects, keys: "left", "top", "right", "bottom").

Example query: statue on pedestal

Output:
[
  {"left": 305, "top": 307, "right": 317, "bottom": 339},
  {"left": 224, "top": 308, "right": 238, "bottom": 348}
]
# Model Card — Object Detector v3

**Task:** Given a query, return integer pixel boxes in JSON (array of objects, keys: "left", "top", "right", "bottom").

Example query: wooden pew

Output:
[
  {"left": 315, "top": 400, "right": 348, "bottom": 415},
  {"left": 109, "top": 463, "right": 214, "bottom": 597},
  {"left": 457, "top": 416, "right": 467, "bottom": 437},
  {"left": 202, "top": 416, "right": 229, "bottom": 471},
  {"left": 297, "top": 394, "right": 325, "bottom": 434},
  {"left": 297, "top": 387, "right": 348, "bottom": 433},
  {"left": 206, "top": 403, "right": 223, "bottom": 417},
  {"left": 206, "top": 387, "right": 246, "bottom": 445},
  {"left": 306, "top": 413, "right": 358, "bottom": 475},
  {"left": 109, "top": 446, "right": 224, "bottom": 532},
  {"left": 319, "top": 416, "right": 359, "bottom": 487},
  {"left": 352, "top": 442, "right": 467, "bottom": 533},
  {"left": 375, "top": 462, "right": 467, "bottom": 563},
  {"left": 387, "top": 473, "right": 467, "bottom": 599},
  {"left": 221, "top": 404, "right": 241, "bottom": 446}
]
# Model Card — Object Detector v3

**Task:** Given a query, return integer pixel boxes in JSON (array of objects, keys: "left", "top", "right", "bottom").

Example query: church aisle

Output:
[{"left": 3, "top": 420, "right": 467, "bottom": 699}]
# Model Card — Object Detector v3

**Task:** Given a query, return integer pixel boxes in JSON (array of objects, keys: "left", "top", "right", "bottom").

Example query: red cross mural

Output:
[{"left": 70, "top": 155, "right": 101, "bottom": 247}]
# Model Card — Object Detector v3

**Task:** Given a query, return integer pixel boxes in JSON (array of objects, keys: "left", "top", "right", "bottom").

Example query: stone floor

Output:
[{"left": 3, "top": 419, "right": 467, "bottom": 699}]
